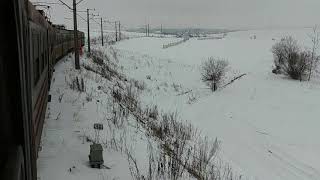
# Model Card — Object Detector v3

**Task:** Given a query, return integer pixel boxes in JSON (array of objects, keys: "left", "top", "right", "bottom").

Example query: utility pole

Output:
[
  {"left": 160, "top": 24, "right": 162, "bottom": 36},
  {"left": 118, "top": 21, "right": 121, "bottom": 41},
  {"left": 87, "top": 9, "right": 91, "bottom": 53},
  {"left": 145, "top": 24, "right": 148, "bottom": 37},
  {"left": 101, "top": 18, "right": 104, "bottom": 46},
  {"left": 148, "top": 24, "right": 150, "bottom": 37},
  {"left": 115, "top": 21, "right": 118, "bottom": 41},
  {"left": 73, "top": 0, "right": 80, "bottom": 69}
]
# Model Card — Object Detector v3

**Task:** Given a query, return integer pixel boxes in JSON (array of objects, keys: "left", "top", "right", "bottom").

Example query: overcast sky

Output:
[{"left": 33, "top": 0, "right": 320, "bottom": 31}]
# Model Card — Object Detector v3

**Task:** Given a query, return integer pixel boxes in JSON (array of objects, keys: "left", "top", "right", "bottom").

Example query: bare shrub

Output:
[
  {"left": 145, "top": 105, "right": 159, "bottom": 119},
  {"left": 190, "top": 137, "right": 220, "bottom": 180},
  {"left": 124, "top": 84, "right": 139, "bottom": 110},
  {"left": 90, "top": 49, "right": 109, "bottom": 67},
  {"left": 272, "top": 36, "right": 312, "bottom": 80},
  {"left": 58, "top": 93, "right": 64, "bottom": 103},
  {"left": 172, "top": 83, "right": 182, "bottom": 92},
  {"left": 112, "top": 83, "right": 140, "bottom": 112},
  {"left": 272, "top": 36, "right": 300, "bottom": 74},
  {"left": 100, "top": 65, "right": 113, "bottom": 81},
  {"left": 85, "top": 91, "right": 93, "bottom": 102},
  {"left": 112, "top": 88, "right": 123, "bottom": 102},
  {"left": 308, "top": 26, "right": 320, "bottom": 80},
  {"left": 88, "top": 49, "right": 104, "bottom": 65},
  {"left": 131, "top": 79, "right": 146, "bottom": 91},
  {"left": 67, "top": 76, "right": 85, "bottom": 92},
  {"left": 110, "top": 103, "right": 128, "bottom": 129},
  {"left": 110, "top": 46, "right": 119, "bottom": 61},
  {"left": 126, "top": 149, "right": 143, "bottom": 180},
  {"left": 187, "top": 93, "right": 197, "bottom": 104},
  {"left": 201, "top": 57, "right": 229, "bottom": 92},
  {"left": 84, "top": 56, "right": 119, "bottom": 82},
  {"left": 83, "top": 64, "right": 95, "bottom": 72}
]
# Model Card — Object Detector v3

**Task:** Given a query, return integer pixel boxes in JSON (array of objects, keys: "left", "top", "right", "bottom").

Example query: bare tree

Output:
[
  {"left": 201, "top": 57, "right": 229, "bottom": 92},
  {"left": 308, "top": 25, "right": 320, "bottom": 81}
]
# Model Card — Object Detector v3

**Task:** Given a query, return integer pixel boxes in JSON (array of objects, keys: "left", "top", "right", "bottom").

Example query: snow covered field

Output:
[{"left": 38, "top": 28, "right": 320, "bottom": 180}]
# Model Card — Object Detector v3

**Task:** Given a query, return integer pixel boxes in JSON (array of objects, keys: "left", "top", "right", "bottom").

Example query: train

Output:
[{"left": 0, "top": 0, "right": 85, "bottom": 180}]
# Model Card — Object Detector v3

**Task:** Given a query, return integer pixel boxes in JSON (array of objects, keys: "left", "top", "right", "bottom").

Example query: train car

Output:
[
  {"left": 0, "top": 0, "right": 85, "bottom": 180},
  {"left": 53, "top": 26, "right": 85, "bottom": 63}
]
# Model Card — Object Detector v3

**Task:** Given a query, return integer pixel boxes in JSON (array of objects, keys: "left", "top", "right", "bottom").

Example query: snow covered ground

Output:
[{"left": 38, "top": 28, "right": 320, "bottom": 180}]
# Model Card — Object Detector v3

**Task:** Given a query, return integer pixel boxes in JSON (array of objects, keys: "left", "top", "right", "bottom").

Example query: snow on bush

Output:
[
  {"left": 201, "top": 57, "right": 229, "bottom": 92},
  {"left": 272, "top": 36, "right": 313, "bottom": 81}
]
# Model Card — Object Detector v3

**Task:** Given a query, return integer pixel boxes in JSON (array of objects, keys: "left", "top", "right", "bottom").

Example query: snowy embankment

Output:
[
  {"left": 37, "top": 45, "right": 231, "bottom": 180},
  {"left": 38, "top": 28, "right": 320, "bottom": 180},
  {"left": 37, "top": 55, "right": 141, "bottom": 180},
  {"left": 111, "top": 28, "right": 320, "bottom": 180}
]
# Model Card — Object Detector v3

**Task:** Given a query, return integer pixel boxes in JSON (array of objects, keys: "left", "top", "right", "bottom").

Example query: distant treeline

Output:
[{"left": 127, "top": 27, "right": 236, "bottom": 35}]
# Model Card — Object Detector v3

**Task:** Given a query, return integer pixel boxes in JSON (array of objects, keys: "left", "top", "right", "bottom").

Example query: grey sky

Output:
[{"left": 33, "top": 0, "right": 320, "bottom": 31}]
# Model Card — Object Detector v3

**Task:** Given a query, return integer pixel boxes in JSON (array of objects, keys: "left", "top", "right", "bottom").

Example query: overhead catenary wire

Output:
[
  {"left": 33, "top": 1, "right": 63, "bottom": 5},
  {"left": 56, "top": 0, "right": 72, "bottom": 10},
  {"left": 55, "top": 0, "right": 85, "bottom": 9},
  {"left": 76, "top": 0, "right": 85, "bottom": 5},
  {"left": 46, "top": 0, "right": 125, "bottom": 45}
]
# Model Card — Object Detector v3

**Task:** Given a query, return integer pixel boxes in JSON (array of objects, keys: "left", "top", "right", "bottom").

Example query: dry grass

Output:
[
  {"left": 66, "top": 75, "right": 86, "bottom": 92},
  {"left": 84, "top": 48, "right": 244, "bottom": 180}
]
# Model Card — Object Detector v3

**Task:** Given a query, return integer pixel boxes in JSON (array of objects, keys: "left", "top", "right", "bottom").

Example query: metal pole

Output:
[
  {"left": 87, "top": 9, "right": 91, "bottom": 53},
  {"left": 101, "top": 18, "right": 104, "bottom": 46},
  {"left": 115, "top": 21, "right": 118, "bottom": 41},
  {"left": 118, "top": 21, "right": 121, "bottom": 41},
  {"left": 73, "top": 0, "right": 80, "bottom": 69}
]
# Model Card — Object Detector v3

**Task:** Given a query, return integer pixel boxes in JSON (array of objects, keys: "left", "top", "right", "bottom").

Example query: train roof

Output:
[
  {"left": 27, "top": 1, "right": 52, "bottom": 29},
  {"left": 27, "top": 1, "right": 83, "bottom": 35}
]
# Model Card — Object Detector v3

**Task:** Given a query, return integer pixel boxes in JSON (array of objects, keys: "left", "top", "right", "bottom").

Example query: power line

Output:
[
  {"left": 33, "top": 1, "right": 62, "bottom": 5},
  {"left": 76, "top": 0, "right": 85, "bottom": 5},
  {"left": 56, "top": 0, "right": 72, "bottom": 10},
  {"left": 77, "top": 13, "right": 87, "bottom": 22},
  {"left": 56, "top": 0, "right": 86, "bottom": 9}
]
